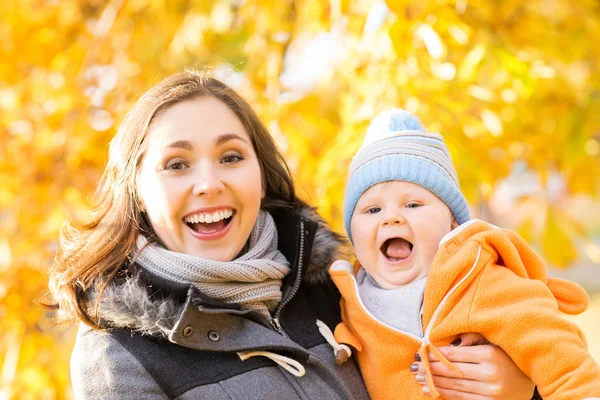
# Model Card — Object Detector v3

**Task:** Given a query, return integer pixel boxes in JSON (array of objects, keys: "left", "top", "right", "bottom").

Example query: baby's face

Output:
[{"left": 350, "top": 181, "right": 457, "bottom": 289}]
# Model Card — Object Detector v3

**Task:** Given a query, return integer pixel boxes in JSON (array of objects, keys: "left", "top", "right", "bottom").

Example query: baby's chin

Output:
[{"left": 374, "top": 265, "right": 428, "bottom": 289}]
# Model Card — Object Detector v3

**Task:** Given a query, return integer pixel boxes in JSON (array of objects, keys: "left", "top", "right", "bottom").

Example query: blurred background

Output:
[{"left": 1, "top": 0, "right": 599, "bottom": 398}]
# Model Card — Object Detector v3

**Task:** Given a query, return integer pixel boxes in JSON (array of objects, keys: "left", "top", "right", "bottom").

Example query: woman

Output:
[{"left": 48, "top": 71, "right": 536, "bottom": 399}]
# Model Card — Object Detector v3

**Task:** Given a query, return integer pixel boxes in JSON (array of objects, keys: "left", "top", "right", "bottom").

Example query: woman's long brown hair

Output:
[{"left": 46, "top": 70, "right": 298, "bottom": 328}]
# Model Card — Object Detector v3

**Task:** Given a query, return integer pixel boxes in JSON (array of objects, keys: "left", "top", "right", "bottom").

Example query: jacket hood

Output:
[
  {"left": 426, "top": 219, "right": 589, "bottom": 319},
  {"left": 93, "top": 203, "right": 346, "bottom": 337}
]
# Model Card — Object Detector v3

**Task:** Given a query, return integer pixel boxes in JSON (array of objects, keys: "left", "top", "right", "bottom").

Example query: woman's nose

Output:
[{"left": 192, "top": 167, "right": 225, "bottom": 197}]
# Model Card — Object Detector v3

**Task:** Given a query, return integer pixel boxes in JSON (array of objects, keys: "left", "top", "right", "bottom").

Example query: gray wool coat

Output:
[{"left": 70, "top": 205, "right": 370, "bottom": 400}]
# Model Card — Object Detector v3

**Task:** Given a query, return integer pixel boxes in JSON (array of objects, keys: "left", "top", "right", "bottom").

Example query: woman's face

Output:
[{"left": 137, "top": 97, "right": 264, "bottom": 261}]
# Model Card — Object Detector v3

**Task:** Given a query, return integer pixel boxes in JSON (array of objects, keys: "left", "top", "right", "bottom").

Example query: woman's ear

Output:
[
  {"left": 261, "top": 177, "right": 266, "bottom": 199},
  {"left": 134, "top": 176, "right": 146, "bottom": 212},
  {"left": 135, "top": 192, "right": 146, "bottom": 213}
]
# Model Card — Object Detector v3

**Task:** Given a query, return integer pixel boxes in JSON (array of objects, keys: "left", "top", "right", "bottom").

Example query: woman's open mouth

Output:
[
  {"left": 380, "top": 237, "right": 413, "bottom": 262},
  {"left": 184, "top": 209, "right": 235, "bottom": 235}
]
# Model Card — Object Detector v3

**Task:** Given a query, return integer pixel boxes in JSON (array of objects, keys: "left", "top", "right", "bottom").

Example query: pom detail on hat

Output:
[
  {"left": 373, "top": 108, "right": 426, "bottom": 133},
  {"left": 361, "top": 109, "right": 426, "bottom": 151}
]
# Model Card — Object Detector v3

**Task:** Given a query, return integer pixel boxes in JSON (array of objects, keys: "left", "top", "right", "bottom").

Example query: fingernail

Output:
[
  {"left": 410, "top": 363, "right": 418, "bottom": 372},
  {"left": 423, "top": 385, "right": 430, "bottom": 393},
  {"left": 415, "top": 374, "right": 426, "bottom": 383},
  {"left": 451, "top": 338, "right": 462, "bottom": 346},
  {"left": 414, "top": 353, "right": 421, "bottom": 361}
]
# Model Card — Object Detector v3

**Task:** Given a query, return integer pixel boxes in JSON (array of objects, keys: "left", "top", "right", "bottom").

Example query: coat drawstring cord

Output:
[
  {"left": 237, "top": 351, "right": 306, "bottom": 377},
  {"left": 418, "top": 341, "right": 463, "bottom": 398},
  {"left": 316, "top": 319, "right": 352, "bottom": 365}
]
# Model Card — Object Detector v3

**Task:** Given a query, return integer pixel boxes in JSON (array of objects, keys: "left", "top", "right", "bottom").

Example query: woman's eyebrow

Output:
[
  {"left": 215, "top": 133, "right": 249, "bottom": 146},
  {"left": 164, "top": 140, "right": 193, "bottom": 150},
  {"left": 162, "top": 134, "right": 248, "bottom": 151}
]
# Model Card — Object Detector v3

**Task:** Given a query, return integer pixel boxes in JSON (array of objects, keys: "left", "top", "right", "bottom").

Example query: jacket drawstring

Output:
[
  {"left": 418, "top": 340, "right": 463, "bottom": 398},
  {"left": 237, "top": 351, "right": 306, "bottom": 377},
  {"left": 316, "top": 319, "right": 352, "bottom": 365}
]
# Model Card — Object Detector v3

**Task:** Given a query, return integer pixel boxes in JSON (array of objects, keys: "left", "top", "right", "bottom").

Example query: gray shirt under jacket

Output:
[{"left": 356, "top": 268, "right": 426, "bottom": 337}]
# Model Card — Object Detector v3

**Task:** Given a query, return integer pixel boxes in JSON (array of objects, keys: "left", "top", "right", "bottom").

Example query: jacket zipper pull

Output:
[{"left": 269, "top": 317, "right": 285, "bottom": 337}]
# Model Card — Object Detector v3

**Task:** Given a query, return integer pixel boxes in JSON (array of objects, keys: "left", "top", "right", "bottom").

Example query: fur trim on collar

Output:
[
  {"left": 94, "top": 203, "right": 346, "bottom": 336},
  {"left": 294, "top": 202, "right": 348, "bottom": 284},
  {"left": 97, "top": 276, "right": 183, "bottom": 337}
]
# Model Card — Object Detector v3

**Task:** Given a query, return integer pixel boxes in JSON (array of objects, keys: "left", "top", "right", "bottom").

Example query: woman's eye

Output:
[
  {"left": 164, "top": 160, "right": 188, "bottom": 172},
  {"left": 221, "top": 153, "right": 244, "bottom": 164},
  {"left": 366, "top": 207, "right": 381, "bottom": 214}
]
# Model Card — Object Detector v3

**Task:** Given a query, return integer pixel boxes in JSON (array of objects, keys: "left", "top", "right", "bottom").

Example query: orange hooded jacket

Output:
[{"left": 330, "top": 220, "right": 600, "bottom": 400}]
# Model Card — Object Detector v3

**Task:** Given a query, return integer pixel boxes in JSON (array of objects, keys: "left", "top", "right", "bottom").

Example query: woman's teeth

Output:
[{"left": 184, "top": 209, "right": 233, "bottom": 224}]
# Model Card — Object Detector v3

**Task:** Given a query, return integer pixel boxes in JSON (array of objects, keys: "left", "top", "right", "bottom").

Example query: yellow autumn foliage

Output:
[{"left": 1, "top": 0, "right": 599, "bottom": 397}]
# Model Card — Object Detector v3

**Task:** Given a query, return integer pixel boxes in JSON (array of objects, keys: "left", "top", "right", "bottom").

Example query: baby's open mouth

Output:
[
  {"left": 380, "top": 237, "right": 413, "bottom": 262},
  {"left": 184, "top": 210, "right": 235, "bottom": 233}
]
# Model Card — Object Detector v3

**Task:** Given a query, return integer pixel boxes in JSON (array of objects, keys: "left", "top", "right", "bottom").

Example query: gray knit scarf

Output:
[{"left": 135, "top": 210, "right": 290, "bottom": 319}]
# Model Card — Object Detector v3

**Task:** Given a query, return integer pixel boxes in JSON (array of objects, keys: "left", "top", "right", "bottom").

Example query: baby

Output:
[{"left": 328, "top": 109, "right": 600, "bottom": 399}]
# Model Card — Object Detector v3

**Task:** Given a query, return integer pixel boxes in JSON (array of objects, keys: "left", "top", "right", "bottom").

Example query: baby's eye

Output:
[
  {"left": 164, "top": 159, "right": 188, "bottom": 172},
  {"left": 221, "top": 153, "right": 244, "bottom": 164},
  {"left": 366, "top": 207, "right": 381, "bottom": 214},
  {"left": 406, "top": 202, "right": 421, "bottom": 209}
]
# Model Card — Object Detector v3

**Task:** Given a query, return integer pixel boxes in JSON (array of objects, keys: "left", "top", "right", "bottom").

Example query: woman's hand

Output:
[{"left": 411, "top": 333, "right": 535, "bottom": 399}]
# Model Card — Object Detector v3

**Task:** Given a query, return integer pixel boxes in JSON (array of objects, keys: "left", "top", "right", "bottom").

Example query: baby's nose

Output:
[{"left": 383, "top": 212, "right": 405, "bottom": 225}]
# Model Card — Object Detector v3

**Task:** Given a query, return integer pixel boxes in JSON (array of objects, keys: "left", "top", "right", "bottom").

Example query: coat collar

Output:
[{"left": 94, "top": 203, "right": 346, "bottom": 337}]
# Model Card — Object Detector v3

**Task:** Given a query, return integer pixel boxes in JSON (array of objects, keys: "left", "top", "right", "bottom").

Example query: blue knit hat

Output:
[{"left": 344, "top": 109, "right": 470, "bottom": 243}]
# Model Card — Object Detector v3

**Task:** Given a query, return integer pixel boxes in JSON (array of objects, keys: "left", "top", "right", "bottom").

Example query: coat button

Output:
[
  {"left": 208, "top": 330, "right": 220, "bottom": 342},
  {"left": 183, "top": 326, "right": 193, "bottom": 337}
]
